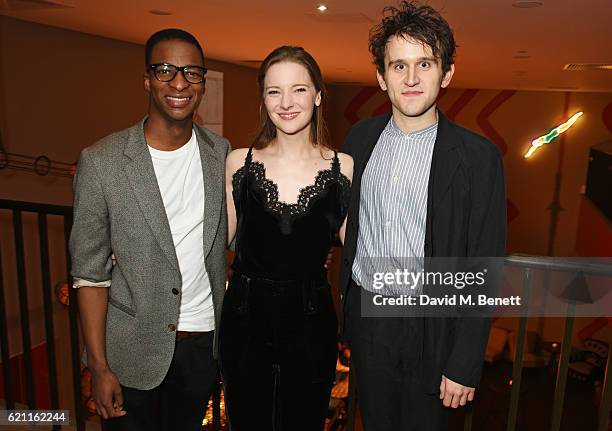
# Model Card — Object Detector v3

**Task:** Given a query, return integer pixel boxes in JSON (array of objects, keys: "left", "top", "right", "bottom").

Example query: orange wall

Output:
[
  {"left": 0, "top": 16, "right": 146, "bottom": 205},
  {"left": 0, "top": 16, "right": 260, "bottom": 206}
]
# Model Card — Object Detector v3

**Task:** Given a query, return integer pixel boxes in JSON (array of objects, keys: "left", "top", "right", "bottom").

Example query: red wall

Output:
[{"left": 0, "top": 343, "right": 52, "bottom": 408}]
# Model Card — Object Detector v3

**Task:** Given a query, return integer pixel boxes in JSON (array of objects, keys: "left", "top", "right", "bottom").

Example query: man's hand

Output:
[
  {"left": 439, "top": 375, "right": 475, "bottom": 408},
  {"left": 90, "top": 367, "right": 126, "bottom": 419}
]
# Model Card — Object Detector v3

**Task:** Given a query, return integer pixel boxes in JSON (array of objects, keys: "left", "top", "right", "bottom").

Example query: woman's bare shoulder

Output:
[
  {"left": 226, "top": 147, "right": 250, "bottom": 176},
  {"left": 337, "top": 152, "right": 354, "bottom": 180}
]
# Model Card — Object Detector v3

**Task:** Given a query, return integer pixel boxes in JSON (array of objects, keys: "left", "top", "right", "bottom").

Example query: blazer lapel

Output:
[
  {"left": 123, "top": 119, "right": 180, "bottom": 271},
  {"left": 429, "top": 110, "right": 462, "bottom": 211},
  {"left": 424, "top": 110, "right": 462, "bottom": 256},
  {"left": 194, "top": 126, "right": 223, "bottom": 259},
  {"left": 356, "top": 113, "right": 392, "bottom": 176}
]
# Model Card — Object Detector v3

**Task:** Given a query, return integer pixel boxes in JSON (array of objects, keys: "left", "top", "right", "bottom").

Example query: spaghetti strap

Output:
[
  {"left": 245, "top": 146, "right": 254, "bottom": 167},
  {"left": 331, "top": 150, "right": 341, "bottom": 177},
  {"left": 231, "top": 146, "right": 255, "bottom": 199}
]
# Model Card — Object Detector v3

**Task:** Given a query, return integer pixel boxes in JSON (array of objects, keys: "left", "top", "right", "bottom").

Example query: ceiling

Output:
[{"left": 2, "top": 0, "right": 612, "bottom": 92}]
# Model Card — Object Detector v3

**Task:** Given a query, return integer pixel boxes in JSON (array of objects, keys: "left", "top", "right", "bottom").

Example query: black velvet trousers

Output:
[{"left": 219, "top": 273, "right": 337, "bottom": 431}]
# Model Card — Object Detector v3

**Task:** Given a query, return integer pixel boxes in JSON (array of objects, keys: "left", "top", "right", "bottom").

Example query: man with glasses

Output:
[{"left": 70, "top": 29, "right": 230, "bottom": 430}]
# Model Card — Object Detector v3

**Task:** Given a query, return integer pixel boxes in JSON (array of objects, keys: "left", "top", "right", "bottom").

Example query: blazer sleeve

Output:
[
  {"left": 69, "top": 148, "right": 114, "bottom": 285},
  {"left": 443, "top": 145, "right": 507, "bottom": 387}
]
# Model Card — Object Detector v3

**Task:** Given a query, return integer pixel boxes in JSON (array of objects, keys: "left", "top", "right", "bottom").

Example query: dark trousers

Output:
[
  {"left": 219, "top": 273, "right": 337, "bottom": 431},
  {"left": 102, "top": 331, "right": 218, "bottom": 431},
  {"left": 345, "top": 283, "right": 450, "bottom": 431}
]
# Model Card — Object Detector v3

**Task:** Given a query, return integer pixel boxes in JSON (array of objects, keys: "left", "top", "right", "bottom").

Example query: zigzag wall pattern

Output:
[{"left": 342, "top": 87, "right": 519, "bottom": 223}]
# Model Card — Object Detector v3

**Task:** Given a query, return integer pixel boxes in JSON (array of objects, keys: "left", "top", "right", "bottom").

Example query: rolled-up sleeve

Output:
[
  {"left": 72, "top": 277, "right": 111, "bottom": 288},
  {"left": 69, "top": 149, "right": 113, "bottom": 288}
]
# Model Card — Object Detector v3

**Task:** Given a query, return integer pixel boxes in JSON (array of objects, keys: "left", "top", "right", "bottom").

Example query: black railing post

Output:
[
  {"left": 549, "top": 302, "right": 575, "bottom": 431},
  {"left": 0, "top": 247, "right": 15, "bottom": 409},
  {"left": 13, "top": 209, "right": 36, "bottom": 409},
  {"left": 63, "top": 215, "right": 85, "bottom": 430},
  {"left": 507, "top": 268, "right": 532, "bottom": 431},
  {"left": 37, "top": 213, "right": 61, "bottom": 429}
]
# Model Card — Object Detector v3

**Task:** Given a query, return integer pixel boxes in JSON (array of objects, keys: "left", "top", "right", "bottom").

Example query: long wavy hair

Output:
[{"left": 253, "top": 46, "right": 331, "bottom": 150}]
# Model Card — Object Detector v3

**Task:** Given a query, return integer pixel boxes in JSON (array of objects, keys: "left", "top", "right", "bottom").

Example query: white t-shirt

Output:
[{"left": 148, "top": 131, "right": 214, "bottom": 331}]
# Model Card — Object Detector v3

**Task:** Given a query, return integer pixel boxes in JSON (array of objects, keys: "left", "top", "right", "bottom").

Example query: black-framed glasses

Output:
[{"left": 148, "top": 63, "right": 207, "bottom": 84}]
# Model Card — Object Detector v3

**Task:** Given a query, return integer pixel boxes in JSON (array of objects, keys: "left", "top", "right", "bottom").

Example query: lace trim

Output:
[
  {"left": 338, "top": 171, "right": 351, "bottom": 220},
  {"left": 232, "top": 160, "right": 351, "bottom": 220}
]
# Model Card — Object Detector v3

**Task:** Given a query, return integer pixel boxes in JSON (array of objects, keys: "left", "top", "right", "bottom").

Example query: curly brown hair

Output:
[
  {"left": 253, "top": 46, "right": 331, "bottom": 150},
  {"left": 369, "top": 1, "right": 456, "bottom": 74}
]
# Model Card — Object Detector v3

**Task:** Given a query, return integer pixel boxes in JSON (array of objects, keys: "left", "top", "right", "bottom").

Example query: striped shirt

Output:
[{"left": 352, "top": 117, "right": 438, "bottom": 294}]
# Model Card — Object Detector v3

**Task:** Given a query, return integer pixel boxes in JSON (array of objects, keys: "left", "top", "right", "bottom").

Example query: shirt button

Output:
[
  {"left": 343, "top": 258, "right": 350, "bottom": 266},
  {"left": 386, "top": 221, "right": 391, "bottom": 227},
  {"left": 168, "top": 324, "right": 176, "bottom": 332},
  {"left": 172, "top": 288, "right": 179, "bottom": 295},
  {"left": 393, "top": 176, "right": 399, "bottom": 182}
]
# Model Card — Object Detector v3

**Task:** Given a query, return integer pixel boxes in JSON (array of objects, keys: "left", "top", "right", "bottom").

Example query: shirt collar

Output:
[{"left": 386, "top": 115, "right": 439, "bottom": 139}]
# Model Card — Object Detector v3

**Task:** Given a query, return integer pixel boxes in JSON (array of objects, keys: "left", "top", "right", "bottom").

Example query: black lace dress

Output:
[{"left": 219, "top": 147, "right": 350, "bottom": 431}]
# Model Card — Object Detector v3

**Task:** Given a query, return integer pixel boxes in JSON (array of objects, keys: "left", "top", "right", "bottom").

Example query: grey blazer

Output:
[{"left": 69, "top": 118, "right": 230, "bottom": 390}]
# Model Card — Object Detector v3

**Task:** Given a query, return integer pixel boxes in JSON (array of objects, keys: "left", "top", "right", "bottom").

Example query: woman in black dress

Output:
[{"left": 220, "top": 46, "right": 353, "bottom": 431}]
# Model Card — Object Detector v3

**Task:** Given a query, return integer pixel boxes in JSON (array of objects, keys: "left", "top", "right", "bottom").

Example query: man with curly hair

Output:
[{"left": 340, "top": 2, "right": 506, "bottom": 429}]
